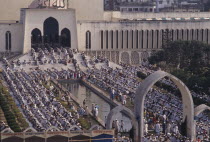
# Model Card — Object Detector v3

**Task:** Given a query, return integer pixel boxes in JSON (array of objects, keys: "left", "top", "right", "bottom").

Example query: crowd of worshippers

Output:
[
  {"left": 6, "top": 47, "right": 79, "bottom": 68},
  {"left": 85, "top": 62, "right": 209, "bottom": 141},
  {"left": 1, "top": 49, "right": 209, "bottom": 140},
  {"left": 1, "top": 67, "right": 89, "bottom": 132}
]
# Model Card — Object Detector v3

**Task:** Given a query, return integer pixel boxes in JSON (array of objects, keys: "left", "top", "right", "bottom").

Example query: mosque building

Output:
[{"left": 1, "top": 0, "right": 210, "bottom": 64}]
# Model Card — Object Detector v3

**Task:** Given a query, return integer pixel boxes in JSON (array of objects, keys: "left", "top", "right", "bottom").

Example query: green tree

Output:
[{"left": 149, "top": 40, "right": 210, "bottom": 96}]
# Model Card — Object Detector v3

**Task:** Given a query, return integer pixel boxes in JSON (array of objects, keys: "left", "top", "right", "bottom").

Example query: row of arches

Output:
[
  {"left": 105, "top": 71, "right": 210, "bottom": 141},
  {"left": 31, "top": 17, "right": 71, "bottom": 48},
  {"left": 121, "top": 51, "right": 149, "bottom": 64},
  {"left": 100, "top": 29, "right": 210, "bottom": 50}
]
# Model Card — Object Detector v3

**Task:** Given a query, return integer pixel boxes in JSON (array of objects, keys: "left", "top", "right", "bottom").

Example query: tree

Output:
[
  {"left": 204, "top": 1, "right": 210, "bottom": 11},
  {"left": 149, "top": 40, "right": 210, "bottom": 96},
  {"left": 149, "top": 40, "right": 210, "bottom": 73}
]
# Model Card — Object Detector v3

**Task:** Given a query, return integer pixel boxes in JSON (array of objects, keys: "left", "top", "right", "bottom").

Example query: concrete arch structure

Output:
[
  {"left": 194, "top": 104, "right": 210, "bottom": 116},
  {"left": 89, "top": 125, "right": 101, "bottom": 130},
  {"left": 68, "top": 125, "right": 81, "bottom": 131},
  {"left": 1, "top": 128, "right": 14, "bottom": 133},
  {"left": 23, "top": 127, "right": 37, "bottom": 132},
  {"left": 106, "top": 105, "right": 138, "bottom": 142},
  {"left": 46, "top": 126, "right": 60, "bottom": 132},
  {"left": 135, "top": 70, "right": 195, "bottom": 141}
]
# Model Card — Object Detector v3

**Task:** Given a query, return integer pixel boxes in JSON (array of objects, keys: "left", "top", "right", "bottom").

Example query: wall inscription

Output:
[{"left": 37, "top": 0, "right": 69, "bottom": 8}]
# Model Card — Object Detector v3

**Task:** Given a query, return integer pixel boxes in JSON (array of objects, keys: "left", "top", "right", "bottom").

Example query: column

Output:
[
  {"left": 113, "top": 30, "right": 117, "bottom": 49},
  {"left": 133, "top": 30, "right": 137, "bottom": 49},
  {"left": 128, "top": 30, "right": 133, "bottom": 49}
]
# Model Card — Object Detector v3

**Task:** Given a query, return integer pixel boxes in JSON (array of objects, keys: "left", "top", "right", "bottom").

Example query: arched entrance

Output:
[
  {"left": 106, "top": 105, "right": 138, "bottom": 142},
  {"left": 44, "top": 17, "right": 59, "bottom": 46},
  {"left": 141, "top": 51, "right": 149, "bottom": 61},
  {"left": 131, "top": 51, "right": 140, "bottom": 65},
  {"left": 61, "top": 28, "right": 71, "bottom": 48},
  {"left": 135, "top": 71, "right": 195, "bottom": 141},
  {"left": 121, "top": 52, "right": 130, "bottom": 64},
  {"left": 31, "top": 28, "right": 42, "bottom": 50}
]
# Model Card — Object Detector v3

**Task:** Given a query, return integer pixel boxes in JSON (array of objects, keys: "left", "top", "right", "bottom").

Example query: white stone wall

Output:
[
  {"left": 77, "top": 20, "right": 210, "bottom": 51},
  {"left": 78, "top": 20, "right": 210, "bottom": 64},
  {"left": 0, "top": 23, "right": 23, "bottom": 52},
  {"left": 22, "top": 8, "right": 78, "bottom": 53}
]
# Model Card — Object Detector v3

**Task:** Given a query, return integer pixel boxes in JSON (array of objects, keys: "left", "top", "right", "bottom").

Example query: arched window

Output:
[
  {"left": 131, "top": 30, "right": 134, "bottom": 49},
  {"left": 101, "top": 30, "right": 103, "bottom": 49},
  {"left": 151, "top": 30, "right": 154, "bottom": 48},
  {"left": 141, "top": 30, "right": 144, "bottom": 48},
  {"left": 191, "top": 29, "right": 194, "bottom": 40},
  {"left": 111, "top": 30, "right": 113, "bottom": 49},
  {"left": 146, "top": 30, "right": 149, "bottom": 49},
  {"left": 121, "top": 30, "right": 124, "bottom": 49},
  {"left": 197, "top": 29, "right": 199, "bottom": 41},
  {"left": 176, "top": 29, "right": 179, "bottom": 40},
  {"left": 106, "top": 30, "right": 108, "bottom": 49},
  {"left": 116, "top": 30, "right": 118, "bottom": 49},
  {"left": 161, "top": 29, "right": 164, "bottom": 47},
  {"left": 136, "top": 30, "right": 138, "bottom": 49},
  {"left": 181, "top": 29, "right": 184, "bottom": 40},
  {"left": 5, "top": 31, "right": 11, "bottom": 51},
  {"left": 156, "top": 30, "right": 159, "bottom": 48},
  {"left": 171, "top": 30, "right": 174, "bottom": 41},
  {"left": 126, "top": 30, "right": 129, "bottom": 49},
  {"left": 86, "top": 31, "right": 91, "bottom": 49},
  {"left": 31, "top": 28, "right": 42, "bottom": 49},
  {"left": 187, "top": 29, "right": 189, "bottom": 40},
  {"left": 61, "top": 28, "right": 71, "bottom": 47}
]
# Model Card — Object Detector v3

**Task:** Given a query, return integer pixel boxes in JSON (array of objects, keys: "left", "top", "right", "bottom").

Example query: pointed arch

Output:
[
  {"left": 23, "top": 127, "right": 37, "bottom": 132},
  {"left": 1, "top": 128, "right": 14, "bottom": 133},
  {"left": 89, "top": 125, "right": 101, "bottom": 130},
  {"left": 31, "top": 28, "right": 42, "bottom": 49},
  {"left": 61, "top": 28, "right": 71, "bottom": 47},
  {"left": 86, "top": 31, "right": 91, "bottom": 49},
  {"left": 131, "top": 51, "right": 140, "bottom": 65},
  {"left": 135, "top": 71, "right": 195, "bottom": 140},
  {"left": 46, "top": 126, "right": 60, "bottom": 132},
  {"left": 194, "top": 104, "right": 210, "bottom": 116},
  {"left": 5, "top": 31, "right": 11, "bottom": 51},
  {"left": 43, "top": 17, "right": 59, "bottom": 44},
  {"left": 121, "top": 52, "right": 130, "bottom": 64},
  {"left": 68, "top": 125, "right": 81, "bottom": 131},
  {"left": 106, "top": 105, "right": 138, "bottom": 142}
]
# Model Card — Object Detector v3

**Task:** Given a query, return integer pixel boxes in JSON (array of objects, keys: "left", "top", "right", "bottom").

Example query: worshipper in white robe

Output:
[
  {"left": 145, "top": 123, "right": 148, "bottom": 134},
  {"left": 94, "top": 107, "right": 98, "bottom": 118},
  {"left": 115, "top": 119, "right": 120, "bottom": 133}
]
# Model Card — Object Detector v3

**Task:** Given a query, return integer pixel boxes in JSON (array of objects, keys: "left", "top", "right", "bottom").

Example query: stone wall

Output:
[
  {"left": 22, "top": 8, "right": 78, "bottom": 53},
  {"left": 0, "top": 23, "right": 23, "bottom": 53}
]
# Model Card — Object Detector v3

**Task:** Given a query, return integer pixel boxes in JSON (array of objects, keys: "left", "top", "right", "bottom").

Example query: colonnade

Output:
[{"left": 99, "top": 29, "right": 210, "bottom": 50}]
